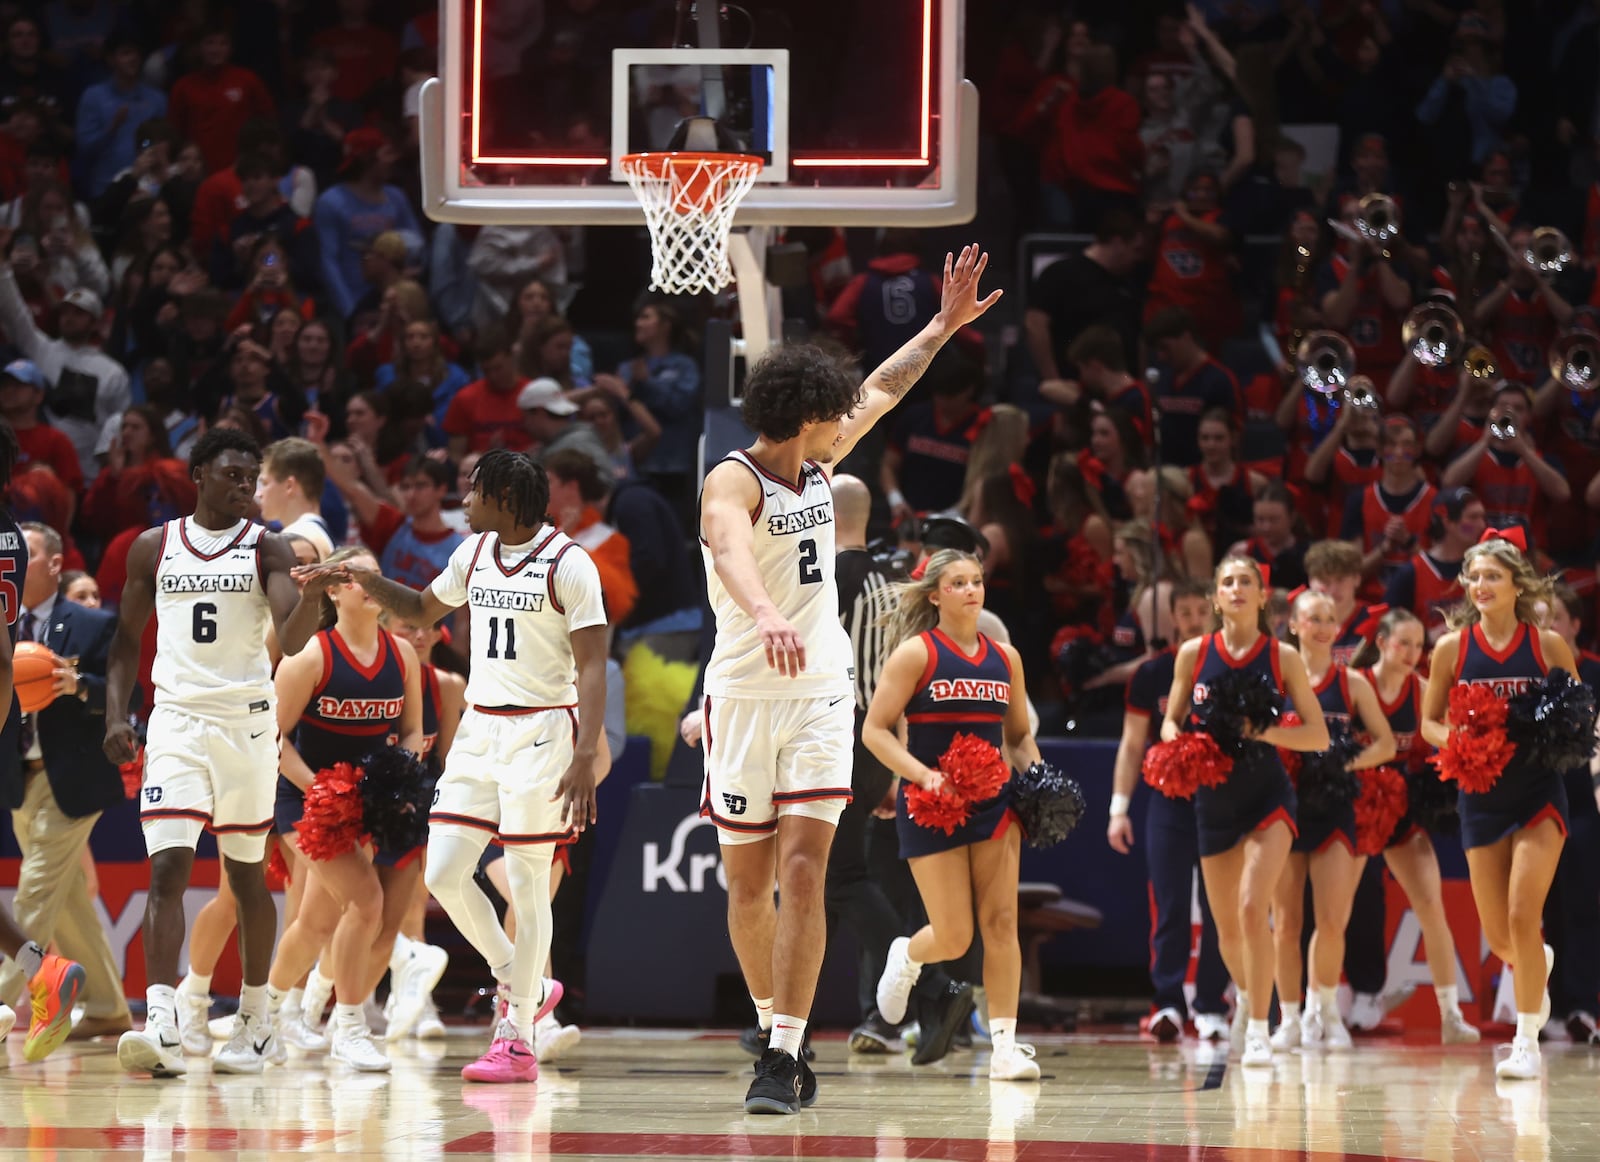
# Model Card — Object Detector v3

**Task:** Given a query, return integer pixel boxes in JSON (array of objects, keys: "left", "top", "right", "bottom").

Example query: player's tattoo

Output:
[
  {"left": 873, "top": 334, "right": 942, "bottom": 400},
  {"left": 351, "top": 570, "right": 428, "bottom": 620}
]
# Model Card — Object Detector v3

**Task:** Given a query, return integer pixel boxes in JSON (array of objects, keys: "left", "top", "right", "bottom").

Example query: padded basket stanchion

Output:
[{"left": 620, "top": 151, "right": 763, "bottom": 295}]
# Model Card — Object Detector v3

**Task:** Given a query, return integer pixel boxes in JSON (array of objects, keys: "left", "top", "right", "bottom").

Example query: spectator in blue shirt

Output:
[
  {"left": 1414, "top": 14, "right": 1516, "bottom": 168},
  {"left": 312, "top": 128, "right": 424, "bottom": 319},
  {"left": 619, "top": 301, "right": 701, "bottom": 507},
  {"left": 74, "top": 33, "right": 166, "bottom": 198}
]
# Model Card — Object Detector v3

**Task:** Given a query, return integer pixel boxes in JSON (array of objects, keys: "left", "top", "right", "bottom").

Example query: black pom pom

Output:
[
  {"left": 358, "top": 747, "right": 430, "bottom": 854},
  {"left": 1012, "top": 761, "right": 1086, "bottom": 849},
  {"left": 1195, "top": 668, "right": 1284, "bottom": 754},
  {"left": 1405, "top": 765, "right": 1459, "bottom": 837},
  {"left": 1507, "top": 670, "right": 1599, "bottom": 773},
  {"left": 1295, "top": 720, "right": 1363, "bottom": 815}
]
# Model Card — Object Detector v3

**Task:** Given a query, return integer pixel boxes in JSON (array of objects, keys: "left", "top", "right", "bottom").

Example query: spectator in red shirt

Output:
[
  {"left": 310, "top": 0, "right": 400, "bottom": 104},
  {"left": 1441, "top": 383, "right": 1569, "bottom": 541},
  {"left": 1026, "top": 45, "right": 1144, "bottom": 230},
  {"left": 167, "top": 26, "right": 275, "bottom": 174},
  {"left": 1319, "top": 196, "right": 1412, "bottom": 391},
  {"left": 1144, "top": 171, "right": 1239, "bottom": 352},
  {"left": 0, "top": 358, "right": 81, "bottom": 496},
  {"left": 443, "top": 329, "right": 532, "bottom": 458},
  {"left": 1339, "top": 416, "right": 1437, "bottom": 587},
  {"left": 81, "top": 404, "right": 197, "bottom": 541},
  {"left": 1475, "top": 222, "right": 1573, "bottom": 386}
]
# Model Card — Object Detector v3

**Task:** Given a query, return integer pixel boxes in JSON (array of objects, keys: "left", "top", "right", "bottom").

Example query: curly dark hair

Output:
[
  {"left": 473, "top": 449, "right": 549, "bottom": 530},
  {"left": 189, "top": 426, "right": 261, "bottom": 475},
  {"left": 739, "top": 343, "right": 862, "bottom": 443}
]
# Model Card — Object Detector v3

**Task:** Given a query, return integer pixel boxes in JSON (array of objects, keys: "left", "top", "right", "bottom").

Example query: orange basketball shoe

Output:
[{"left": 25, "top": 955, "right": 86, "bottom": 1061}]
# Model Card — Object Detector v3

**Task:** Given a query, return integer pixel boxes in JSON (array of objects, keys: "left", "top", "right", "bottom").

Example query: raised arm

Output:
[
  {"left": 701, "top": 459, "right": 804, "bottom": 676},
  {"left": 261, "top": 533, "right": 331, "bottom": 659},
  {"left": 103, "top": 527, "right": 161, "bottom": 763},
  {"left": 292, "top": 559, "right": 458, "bottom": 629},
  {"left": 833, "top": 244, "right": 1003, "bottom": 464}
]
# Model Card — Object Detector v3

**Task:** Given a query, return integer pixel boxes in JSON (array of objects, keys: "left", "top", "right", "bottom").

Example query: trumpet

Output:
[
  {"left": 1402, "top": 302, "right": 1464, "bottom": 367},
  {"left": 1462, "top": 344, "right": 1498, "bottom": 381},
  {"left": 1296, "top": 330, "right": 1356, "bottom": 395},
  {"left": 1356, "top": 193, "right": 1401, "bottom": 252},
  {"left": 1550, "top": 329, "right": 1599, "bottom": 392},
  {"left": 1344, "top": 375, "right": 1380, "bottom": 411},
  {"left": 1527, "top": 226, "right": 1573, "bottom": 275}
]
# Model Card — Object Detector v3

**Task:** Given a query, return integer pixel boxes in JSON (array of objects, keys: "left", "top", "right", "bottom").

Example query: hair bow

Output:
[
  {"left": 1352, "top": 602, "right": 1389, "bottom": 640},
  {"left": 1478, "top": 526, "right": 1528, "bottom": 553},
  {"left": 910, "top": 559, "right": 928, "bottom": 581},
  {"left": 1076, "top": 450, "right": 1107, "bottom": 493},
  {"left": 1258, "top": 562, "right": 1272, "bottom": 588},
  {"left": 963, "top": 407, "right": 994, "bottom": 443},
  {"left": 1008, "top": 462, "right": 1037, "bottom": 509}
]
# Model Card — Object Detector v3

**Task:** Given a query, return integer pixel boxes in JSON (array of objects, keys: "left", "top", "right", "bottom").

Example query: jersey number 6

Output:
[{"left": 193, "top": 602, "right": 218, "bottom": 643}]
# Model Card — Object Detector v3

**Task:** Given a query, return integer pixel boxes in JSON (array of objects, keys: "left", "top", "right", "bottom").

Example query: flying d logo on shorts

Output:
[
  {"left": 144, "top": 786, "right": 163, "bottom": 804},
  {"left": 722, "top": 793, "right": 747, "bottom": 816}
]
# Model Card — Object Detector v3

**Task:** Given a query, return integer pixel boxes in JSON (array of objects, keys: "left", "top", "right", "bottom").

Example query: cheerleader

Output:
[
  {"left": 1160, "top": 556, "right": 1330, "bottom": 1069},
  {"left": 1421, "top": 530, "right": 1576, "bottom": 1080},
  {"left": 865, "top": 549, "right": 1043, "bottom": 1081},
  {"left": 383, "top": 613, "right": 466, "bottom": 1042},
  {"left": 265, "top": 547, "right": 426, "bottom": 1072},
  {"left": 1354, "top": 608, "right": 1480, "bottom": 1043},
  {"left": 1269, "top": 591, "right": 1395, "bottom": 1052}
]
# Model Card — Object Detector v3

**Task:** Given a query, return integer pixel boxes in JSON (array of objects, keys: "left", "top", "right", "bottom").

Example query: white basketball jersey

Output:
[
  {"left": 151, "top": 517, "right": 274, "bottom": 722},
  {"left": 701, "top": 452, "right": 852, "bottom": 699},
  {"left": 429, "top": 527, "right": 607, "bottom": 708}
]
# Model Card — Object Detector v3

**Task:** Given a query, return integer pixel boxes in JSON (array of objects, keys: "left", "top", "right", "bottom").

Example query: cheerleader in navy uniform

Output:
[
  {"left": 1422, "top": 529, "right": 1577, "bottom": 1080},
  {"left": 265, "top": 548, "right": 425, "bottom": 1072},
  {"left": 1107, "top": 579, "right": 1231, "bottom": 1042},
  {"left": 1268, "top": 591, "right": 1394, "bottom": 1053},
  {"left": 1353, "top": 608, "right": 1481, "bottom": 1043},
  {"left": 865, "top": 550, "right": 1044, "bottom": 1082},
  {"left": 1540, "top": 585, "right": 1600, "bottom": 1044},
  {"left": 384, "top": 613, "right": 465, "bottom": 1042},
  {"left": 1160, "top": 556, "right": 1329, "bottom": 1069}
]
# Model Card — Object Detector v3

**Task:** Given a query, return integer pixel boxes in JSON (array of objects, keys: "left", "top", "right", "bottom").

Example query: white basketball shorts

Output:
[
  {"left": 700, "top": 693, "right": 855, "bottom": 844},
  {"left": 140, "top": 704, "right": 280, "bottom": 862},
  {"left": 429, "top": 706, "right": 579, "bottom": 846}
]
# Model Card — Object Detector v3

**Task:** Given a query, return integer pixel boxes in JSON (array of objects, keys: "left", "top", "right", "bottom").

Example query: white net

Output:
[{"left": 620, "top": 153, "right": 762, "bottom": 295}]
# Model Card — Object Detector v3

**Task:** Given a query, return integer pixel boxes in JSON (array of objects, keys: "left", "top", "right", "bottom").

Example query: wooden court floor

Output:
[{"left": 2, "top": 1027, "right": 1598, "bottom": 1160}]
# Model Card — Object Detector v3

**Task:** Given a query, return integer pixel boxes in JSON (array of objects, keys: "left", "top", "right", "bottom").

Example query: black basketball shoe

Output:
[{"left": 745, "top": 1048, "right": 803, "bottom": 1114}]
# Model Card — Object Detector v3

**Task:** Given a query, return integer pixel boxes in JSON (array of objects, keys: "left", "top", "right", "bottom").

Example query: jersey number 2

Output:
[
  {"left": 486, "top": 615, "right": 518, "bottom": 660},
  {"left": 798, "top": 539, "right": 822, "bottom": 585},
  {"left": 193, "top": 602, "right": 218, "bottom": 643}
]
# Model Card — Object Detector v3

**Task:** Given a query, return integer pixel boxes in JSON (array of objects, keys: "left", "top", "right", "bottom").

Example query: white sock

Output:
[
  {"left": 285, "top": 987, "right": 304, "bottom": 1019},
  {"left": 1234, "top": 990, "right": 1248, "bottom": 1018},
  {"left": 752, "top": 995, "right": 774, "bottom": 1032},
  {"left": 989, "top": 1016, "right": 1017, "bottom": 1052},
  {"left": 266, "top": 985, "right": 287, "bottom": 1017},
  {"left": 507, "top": 995, "right": 538, "bottom": 1044},
  {"left": 1434, "top": 984, "right": 1460, "bottom": 1016},
  {"left": 146, "top": 984, "right": 177, "bottom": 1030},
  {"left": 1516, "top": 1012, "right": 1542, "bottom": 1042},
  {"left": 1281, "top": 1001, "right": 1301, "bottom": 1023},
  {"left": 390, "top": 932, "right": 415, "bottom": 973},
  {"left": 1316, "top": 986, "right": 1339, "bottom": 1019},
  {"left": 334, "top": 1001, "right": 363, "bottom": 1031},
  {"left": 239, "top": 984, "right": 268, "bottom": 1023},
  {"left": 14, "top": 941, "right": 43, "bottom": 982},
  {"left": 1247, "top": 1018, "right": 1269, "bottom": 1040},
  {"left": 307, "top": 963, "right": 332, "bottom": 993},
  {"left": 770, "top": 1014, "right": 806, "bottom": 1059},
  {"left": 177, "top": 972, "right": 212, "bottom": 997}
]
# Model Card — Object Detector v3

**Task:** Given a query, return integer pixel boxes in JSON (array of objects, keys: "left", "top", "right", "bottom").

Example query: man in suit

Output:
[{"left": 0, "top": 522, "right": 132, "bottom": 1038}]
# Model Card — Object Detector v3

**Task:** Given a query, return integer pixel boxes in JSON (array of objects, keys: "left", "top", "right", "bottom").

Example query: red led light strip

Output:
[{"left": 466, "top": 0, "right": 934, "bottom": 169}]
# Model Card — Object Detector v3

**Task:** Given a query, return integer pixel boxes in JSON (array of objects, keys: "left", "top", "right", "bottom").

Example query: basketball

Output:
[{"left": 14, "top": 641, "right": 61, "bottom": 714}]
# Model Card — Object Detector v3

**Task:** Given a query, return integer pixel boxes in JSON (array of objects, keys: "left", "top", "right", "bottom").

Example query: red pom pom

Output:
[
  {"left": 266, "top": 843, "right": 291, "bottom": 890},
  {"left": 937, "top": 732, "right": 1011, "bottom": 802},
  {"left": 905, "top": 782, "right": 974, "bottom": 835},
  {"left": 294, "top": 762, "right": 369, "bottom": 861},
  {"left": 1354, "top": 765, "right": 1409, "bottom": 856},
  {"left": 1142, "top": 733, "right": 1234, "bottom": 799},
  {"left": 1430, "top": 684, "right": 1515, "bottom": 794},
  {"left": 119, "top": 746, "right": 144, "bottom": 799},
  {"left": 1276, "top": 712, "right": 1302, "bottom": 784}
]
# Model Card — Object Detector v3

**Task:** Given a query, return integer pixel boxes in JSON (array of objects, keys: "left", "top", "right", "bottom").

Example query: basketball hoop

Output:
[{"left": 620, "top": 151, "right": 763, "bottom": 295}]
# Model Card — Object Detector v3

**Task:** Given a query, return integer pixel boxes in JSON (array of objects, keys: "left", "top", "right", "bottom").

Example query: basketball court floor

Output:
[{"left": 5, "top": 1027, "right": 1597, "bottom": 1160}]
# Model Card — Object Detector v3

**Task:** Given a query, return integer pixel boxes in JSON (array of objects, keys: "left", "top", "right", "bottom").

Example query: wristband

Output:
[
  {"left": 1109, "top": 792, "right": 1132, "bottom": 817},
  {"left": 887, "top": 489, "right": 907, "bottom": 511}
]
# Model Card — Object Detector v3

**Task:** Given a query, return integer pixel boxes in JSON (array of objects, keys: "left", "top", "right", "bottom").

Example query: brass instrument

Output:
[
  {"left": 1462, "top": 345, "right": 1498, "bottom": 381},
  {"left": 1402, "top": 302, "right": 1464, "bottom": 368},
  {"left": 1344, "top": 375, "right": 1380, "bottom": 411},
  {"left": 1527, "top": 226, "right": 1573, "bottom": 276},
  {"left": 1355, "top": 193, "right": 1401, "bottom": 257},
  {"left": 1550, "top": 329, "right": 1599, "bottom": 392},
  {"left": 1296, "top": 330, "right": 1356, "bottom": 395}
]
